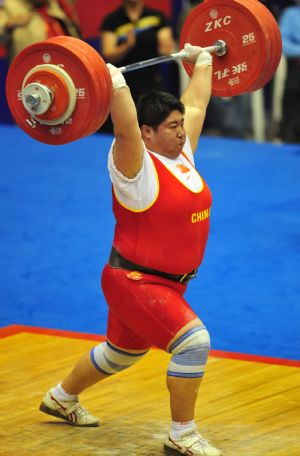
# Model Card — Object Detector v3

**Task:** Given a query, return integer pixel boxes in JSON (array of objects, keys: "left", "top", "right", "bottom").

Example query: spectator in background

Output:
[
  {"left": 204, "top": 95, "right": 252, "bottom": 139},
  {"left": 278, "top": 1, "right": 300, "bottom": 143},
  {"left": 0, "top": 0, "right": 80, "bottom": 63},
  {"left": 100, "top": 0, "right": 175, "bottom": 103}
]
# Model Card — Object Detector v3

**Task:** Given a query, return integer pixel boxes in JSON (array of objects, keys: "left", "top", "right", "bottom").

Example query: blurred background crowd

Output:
[{"left": 0, "top": 0, "right": 299, "bottom": 143}]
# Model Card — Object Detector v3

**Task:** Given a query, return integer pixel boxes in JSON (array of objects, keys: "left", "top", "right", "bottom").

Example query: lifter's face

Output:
[{"left": 142, "top": 110, "right": 186, "bottom": 159}]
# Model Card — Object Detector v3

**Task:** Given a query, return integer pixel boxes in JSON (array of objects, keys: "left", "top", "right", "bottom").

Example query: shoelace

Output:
[
  {"left": 182, "top": 429, "right": 210, "bottom": 449},
  {"left": 65, "top": 401, "right": 88, "bottom": 417}
]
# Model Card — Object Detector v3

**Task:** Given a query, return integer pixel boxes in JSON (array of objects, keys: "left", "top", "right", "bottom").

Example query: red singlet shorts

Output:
[{"left": 101, "top": 264, "right": 198, "bottom": 351}]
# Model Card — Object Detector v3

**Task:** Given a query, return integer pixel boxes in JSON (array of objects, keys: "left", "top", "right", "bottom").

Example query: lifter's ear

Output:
[{"left": 141, "top": 125, "right": 153, "bottom": 141}]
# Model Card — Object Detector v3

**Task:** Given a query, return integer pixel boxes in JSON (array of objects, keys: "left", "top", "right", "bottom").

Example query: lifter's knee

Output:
[
  {"left": 90, "top": 340, "right": 148, "bottom": 375},
  {"left": 167, "top": 326, "right": 210, "bottom": 378}
]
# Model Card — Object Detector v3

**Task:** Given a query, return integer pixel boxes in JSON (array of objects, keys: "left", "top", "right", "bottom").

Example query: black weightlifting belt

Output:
[{"left": 108, "top": 246, "right": 198, "bottom": 284}]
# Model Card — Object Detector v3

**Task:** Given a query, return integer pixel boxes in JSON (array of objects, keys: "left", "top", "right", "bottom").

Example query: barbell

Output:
[{"left": 5, "top": 0, "right": 282, "bottom": 145}]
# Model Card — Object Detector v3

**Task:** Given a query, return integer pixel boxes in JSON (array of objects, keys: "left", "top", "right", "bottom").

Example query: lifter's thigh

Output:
[{"left": 102, "top": 264, "right": 199, "bottom": 350}]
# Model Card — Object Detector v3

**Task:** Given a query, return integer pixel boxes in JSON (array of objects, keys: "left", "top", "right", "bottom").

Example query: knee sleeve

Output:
[
  {"left": 90, "top": 340, "right": 148, "bottom": 375},
  {"left": 167, "top": 326, "right": 210, "bottom": 378}
]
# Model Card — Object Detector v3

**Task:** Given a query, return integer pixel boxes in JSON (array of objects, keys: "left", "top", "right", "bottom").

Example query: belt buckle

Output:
[
  {"left": 190, "top": 269, "right": 198, "bottom": 279},
  {"left": 179, "top": 269, "right": 198, "bottom": 284},
  {"left": 179, "top": 273, "right": 188, "bottom": 283}
]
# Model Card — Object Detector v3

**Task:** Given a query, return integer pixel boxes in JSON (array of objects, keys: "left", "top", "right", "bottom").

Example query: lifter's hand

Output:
[
  {"left": 183, "top": 43, "right": 212, "bottom": 67},
  {"left": 107, "top": 63, "right": 127, "bottom": 90}
]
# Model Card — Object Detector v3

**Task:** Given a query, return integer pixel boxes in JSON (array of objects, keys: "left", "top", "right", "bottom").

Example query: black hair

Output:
[{"left": 136, "top": 91, "right": 185, "bottom": 129}]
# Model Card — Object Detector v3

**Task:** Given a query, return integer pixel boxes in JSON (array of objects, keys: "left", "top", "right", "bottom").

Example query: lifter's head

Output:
[{"left": 136, "top": 91, "right": 186, "bottom": 159}]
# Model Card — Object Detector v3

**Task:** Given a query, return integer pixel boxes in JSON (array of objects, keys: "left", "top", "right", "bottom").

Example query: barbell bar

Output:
[
  {"left": 5, "top": 0, "right": 282, "bottom": 145},
  {"left": 21, "top": 40, "right": 227, "bottom": 118},
  {"left": 118, "top": 40, "right": 227, "bottom": 74}
]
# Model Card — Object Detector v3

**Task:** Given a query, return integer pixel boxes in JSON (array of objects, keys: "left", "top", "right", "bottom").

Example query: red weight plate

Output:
[
  {"left": 24, "top": 69, "right": 70, "bottom": 121},
  {"left": 88, "top": 40, "right": 112, "bottom": 131},
  {"left": 49, "top": 37, "right": 111, "bottom": 139},
  {"left": 271, "top": 15, "right": 282, "bottom": 74},
  {"left": 6, "top": 37, "right": 110, "bottom": 145},
  {"left": 237, "top": 0, "right": 281, "bottom": 91},
  {"left": 48, "top": 38, "right": 102, "bottom": 139},
  {"left": 179, "top": 0, "right": 270, "bottom": 96},
  {"left": 235, "top": 0, "right": 273, "bottom": 92},
  {"left": 59, "top": 37, "right": 112, "bottom": 138},
  {"left": 252, "top": 4, "right": 275, "bottom": 89},
  {"left": 43, "top": 36, "right": 111, "bottom": 142},
  {"left": 250, "top": 0, "right": 282, "bottom": 88}
]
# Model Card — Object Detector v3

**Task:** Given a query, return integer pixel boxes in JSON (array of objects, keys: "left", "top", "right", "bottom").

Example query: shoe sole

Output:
[
  {"left": 39, "top": 402, "right": 100, "bottom": 427},
  {"left": 163, "top": 444, "right": 184, "bottom": 455}
]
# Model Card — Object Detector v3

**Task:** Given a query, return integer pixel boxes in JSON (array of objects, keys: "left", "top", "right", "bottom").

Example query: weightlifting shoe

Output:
[
  {"left": 164, "top": 427, "right": 222, "bottom": 455},
  {"left": 39, "top": 388, "right": 100, "bottom": 427}
]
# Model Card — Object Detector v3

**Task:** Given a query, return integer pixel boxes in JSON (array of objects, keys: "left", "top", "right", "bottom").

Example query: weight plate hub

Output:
[{"left": 23, "top": 67, "right": 71, "bottom": 122}]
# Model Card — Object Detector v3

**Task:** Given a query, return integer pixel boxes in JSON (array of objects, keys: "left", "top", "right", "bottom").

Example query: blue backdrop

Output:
[{"left": 1, "top": 124, "right": 299, "bottom": 360}]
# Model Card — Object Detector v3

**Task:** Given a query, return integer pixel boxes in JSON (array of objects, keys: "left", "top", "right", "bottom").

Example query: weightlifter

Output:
[{"left": 39, "top": 43, "right": 222, "bottom": 456}]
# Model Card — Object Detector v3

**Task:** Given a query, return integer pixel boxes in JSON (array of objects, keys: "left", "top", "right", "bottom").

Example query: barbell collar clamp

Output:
[
  {"left": 26, "top": 117, "right": 37, "bottom": 129},
  {"left": 214, "top": 40, "right": 227, "bottom": 57},
  {"left": 25, "top": 93, "right": 41, "bottom": 109},
  {"left": 22, "top": 82, "right": 53, "bottom": 116}
]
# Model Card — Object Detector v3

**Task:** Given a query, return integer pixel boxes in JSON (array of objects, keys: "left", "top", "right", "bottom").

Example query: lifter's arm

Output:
[
  {"left": 180, "top": 45, "right": 213, "bottom": 153},
  {"left": 107, "top": 64, "right": 144, "bottom": 179}
]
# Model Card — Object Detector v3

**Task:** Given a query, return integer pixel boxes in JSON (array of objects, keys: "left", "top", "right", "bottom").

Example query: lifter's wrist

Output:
[
  {"left": 183, "top": 43, "right": 212, "bottom": 67},
  {"left": 107, "top": 63, "right": 127, "bottom": 90},
  {"left": 195, "top": 51, "right": 212, "bottom": 67}
]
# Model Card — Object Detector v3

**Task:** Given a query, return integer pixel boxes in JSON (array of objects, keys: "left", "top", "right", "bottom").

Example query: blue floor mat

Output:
[{"left": 1, "top": 124, "right": 299, "bottom": 360}]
